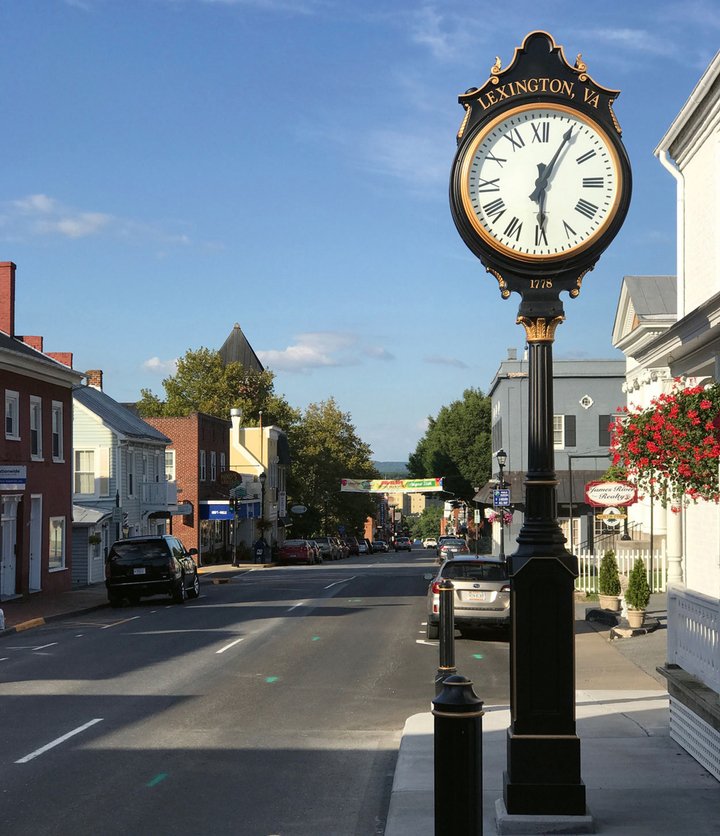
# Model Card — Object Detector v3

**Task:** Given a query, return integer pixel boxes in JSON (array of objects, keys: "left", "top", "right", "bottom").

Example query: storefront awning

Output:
[{"left": 199, "top": 500, "right": 262, "bottom": 521}]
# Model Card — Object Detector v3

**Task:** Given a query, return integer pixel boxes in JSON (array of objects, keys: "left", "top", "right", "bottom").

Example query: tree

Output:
[
  {"left": 408, "top": 388, "right": 492, "bottom": 501},
  {"left": 407, "top": 505, "right": 444, "bottom": 540},
  {"left": 136, "top": 347, "right": 300, "bottom": 430},
  {"left": 287, "top": 398, "right": 378, "bottom": 539}
]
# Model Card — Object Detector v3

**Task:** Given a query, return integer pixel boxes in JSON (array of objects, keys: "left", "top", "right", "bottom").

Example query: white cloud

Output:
[
  {"left": 423, "top": 354, "right": 468, "bottom": 369},
  {"left": 143, "top": 356, "right": 178, "bottom": 374},
  {"left": 259, "top": 332, "right": 395, "bottom": 373}
]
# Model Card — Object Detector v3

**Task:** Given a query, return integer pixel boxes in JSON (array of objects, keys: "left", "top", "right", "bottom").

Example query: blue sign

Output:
[
  {"left": 199, "top": 500, "right": 262, "bottom": 521},
  {"left": 493, "top": 489, "right": 511, "bottom": 507}
]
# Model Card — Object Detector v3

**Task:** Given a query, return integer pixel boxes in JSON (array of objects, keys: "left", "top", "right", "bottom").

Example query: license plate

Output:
[
  {"left": 467, "top": 590, "right": 487, "bottom": 601},
  {"left": 133, "top": 567, "right": 146, "bottom": 576}
]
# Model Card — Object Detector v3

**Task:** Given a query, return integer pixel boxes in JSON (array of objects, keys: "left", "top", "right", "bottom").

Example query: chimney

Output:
[
  {"left": 47, "top": 352, "right": 73, "bottom": 368},
  {"left": 20, "top": 335, "right": 44, "bottom": 352},
  {"left": 507, "top": 348, "right": 518, "bottom": 361},
  {"left": 86, "top": 369, "right": 103, "bottom": 390},
  {"left": 0, "top": 261, "right": 17, "bottom": 336}
]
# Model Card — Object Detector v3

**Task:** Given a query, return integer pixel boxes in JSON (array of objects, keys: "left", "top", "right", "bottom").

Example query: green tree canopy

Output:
[
  {"left": 136, "top": 347, "right": 300, "bottom": 430},
  {"left": 287, "top": 398, "right": 378, "bottom": 539},
  {"left": 408, "top": 387, "right": 492, "bottom": 502}
]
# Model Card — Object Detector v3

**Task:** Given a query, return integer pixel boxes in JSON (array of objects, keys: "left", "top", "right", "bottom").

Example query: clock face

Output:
[{"left": 458, "top": 103, "right": 622, "bottom": 263}]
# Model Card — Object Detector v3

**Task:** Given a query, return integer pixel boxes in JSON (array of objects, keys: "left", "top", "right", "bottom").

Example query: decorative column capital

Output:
[{"left": 516, "top": 315, "right": 565, "bottom": 342}]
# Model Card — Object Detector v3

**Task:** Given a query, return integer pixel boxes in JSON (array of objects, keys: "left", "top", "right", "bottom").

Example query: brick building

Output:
[{"left": 144, "top": 413, "right": 231, "bottom": 564}]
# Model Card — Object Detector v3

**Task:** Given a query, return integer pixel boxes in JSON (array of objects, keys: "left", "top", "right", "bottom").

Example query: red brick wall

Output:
[{"left": 0, "top": 261, "right": 16, "bottom": 336}]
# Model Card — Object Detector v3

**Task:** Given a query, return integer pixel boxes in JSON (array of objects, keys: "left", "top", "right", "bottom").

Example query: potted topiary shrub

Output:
[
  {"left": 598, "top": 550, "right": 621, "bottom": 612},
  {"left": 625, "top": 557, "right": 651, "bottom": 628}
]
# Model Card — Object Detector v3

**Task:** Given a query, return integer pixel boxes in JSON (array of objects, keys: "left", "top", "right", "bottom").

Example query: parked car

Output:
[
  {"left": 423, "top": 537, "right": 438, "bottom": 549},
  {"left": 343, "top": 537, "right": 360, "bottom": 556},
  {"left": 358, "top": 539, "right": 369, "bottom": 554},
  {"left": 277, "top": 539, "right": 316, "bottom": 565},
  {"left": 313, "top": 536, "right": 340, "bottom": 560},
  {"left": 334, "top": 537, "right": 349, "bottom": 559},
  {"left": 363, "top": 538, "right": 374, "bottom": 554},
  {"left": 372, "top": 539, "right": 389, "bottom": 553},
  {"left": 426, "top": 556, "right": 510, "bottom": 639},
  {"left": 105, "top": 535, "right": 199, "bottom": 607},
  {"left": 394, "top": 536, "right": 412, "bottom": 552},
  {"left": 437, "top": 537, "right": 470, "bottom": 563}
]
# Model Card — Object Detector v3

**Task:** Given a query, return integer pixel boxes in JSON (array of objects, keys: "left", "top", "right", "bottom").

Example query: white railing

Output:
[
  {"left": 575, "top": 547, "right": 668, "bottom": 593},
  {"left": 667, "top": 585, "right": 720, "bottom": 695},
  {"left": 141, "top": 479, "right": 178, "bottom": 506}
]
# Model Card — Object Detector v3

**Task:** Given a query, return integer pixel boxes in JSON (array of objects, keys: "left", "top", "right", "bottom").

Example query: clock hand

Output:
[
  {"left": 536, "top": 186, "right": 547, "bottom": 230},
  {"left": 529, "top": 126, "right": 573, "bottom": 203}
]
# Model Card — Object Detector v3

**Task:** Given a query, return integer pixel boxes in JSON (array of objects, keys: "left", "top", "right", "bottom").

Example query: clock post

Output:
[{"left": 449, "top": 32, "right": 631, "bottom": 822}]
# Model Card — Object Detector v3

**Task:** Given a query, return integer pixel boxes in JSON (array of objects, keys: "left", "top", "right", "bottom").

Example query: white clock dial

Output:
[{"left": 459, "top": 103, "right": 622, "bottom": 262}]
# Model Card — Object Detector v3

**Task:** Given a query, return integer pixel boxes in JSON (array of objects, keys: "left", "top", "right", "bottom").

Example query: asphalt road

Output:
[{"left": 0, "top": 549, "right": 509, "bottom": 836}]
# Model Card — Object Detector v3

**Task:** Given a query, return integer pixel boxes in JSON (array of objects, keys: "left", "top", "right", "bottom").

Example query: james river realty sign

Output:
[{"left": 584, "top": 480, "right": 637, "bottom": 508}]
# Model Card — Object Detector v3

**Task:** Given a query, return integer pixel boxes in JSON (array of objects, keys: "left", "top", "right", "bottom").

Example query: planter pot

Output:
[
  {"left": 598, "top": 594, "right": 621, "bottom": 612},
  {"left": 626, "top": 609, "right": 645, "bottom": 629}
]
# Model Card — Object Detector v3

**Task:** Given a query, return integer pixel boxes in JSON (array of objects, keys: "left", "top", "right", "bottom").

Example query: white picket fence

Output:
[{"left": 575, "top": 547, "right": 668, "bottom": 593}]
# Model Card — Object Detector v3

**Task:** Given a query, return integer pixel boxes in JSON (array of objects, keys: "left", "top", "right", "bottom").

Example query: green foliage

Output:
[
  {"left": 136, "top": 347, "right": 300, "bottom": 430},
  {"left": 286, "top": 398, "right": 378, "bottom": 539},
  {"left": 625, "top": 558, "right": 651, "bottom": 610},
  {"left": 407, "top": 388, "right": 492, "bottom": 502},
  {"left": 598, "top": 550, "right": 621, "bottom": 596},
  {"left": 407, "top": 505, "right": 444, "bottom": 540}
]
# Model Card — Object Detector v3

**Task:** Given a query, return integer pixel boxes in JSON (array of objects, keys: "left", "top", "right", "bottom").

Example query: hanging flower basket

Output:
[
  {"left": 610, "top": 380, "right": 720, "bottom": 506},
  {"left": 486, "top": 510, "right": 513, "bottom": 526}
]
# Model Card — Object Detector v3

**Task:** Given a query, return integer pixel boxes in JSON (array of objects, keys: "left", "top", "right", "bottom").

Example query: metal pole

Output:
[
  {"left": 435, "top": 579, "right": 456, "bottom": 695},
  {"left": 568, "top": 456, "right": 574, "bottom": 553},
  {"left": 433, "top": 675, "right": 484, "bottom": 836},
  {"left": 499, "top": 464, "right": 506, "bottom": 563}
]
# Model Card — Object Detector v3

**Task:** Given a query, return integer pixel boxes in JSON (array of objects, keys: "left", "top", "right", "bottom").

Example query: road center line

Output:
[
  {"left": 287, "top": 600, "right": 308, "bottom": 612},
  {"left": 324, "top": 576, "right": 356, "bottom": 590},
  {"left": 101, "top": 616, "right": 141, "bottom": 630},
  {"left": 33, "top": 642, "right": 58, "bottom": 651},
  {"left": 216, "top": 637, "right": 245, "bottom": 654},
  {"left": 15, "top": 718, "right": 103, "bottom": 764}
]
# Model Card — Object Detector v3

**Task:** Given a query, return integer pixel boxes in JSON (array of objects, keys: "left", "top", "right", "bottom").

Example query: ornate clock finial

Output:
[
  {"left": 575, "top": 53, "right": 587, "bottom": 73},
  {"left": 491, "top": 56, "right": 502, "bottom": 76}
]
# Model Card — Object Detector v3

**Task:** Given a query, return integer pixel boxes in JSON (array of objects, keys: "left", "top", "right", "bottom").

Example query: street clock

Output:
[{"left": 449, "top": 30, "right": 632, "bottom": 318}]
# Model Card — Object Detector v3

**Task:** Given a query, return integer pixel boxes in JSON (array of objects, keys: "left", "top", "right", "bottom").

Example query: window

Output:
[
  {"left": 599, "top": 415, "right": 612, "bottom": 447},
  {"left": 127, "top": 449, "right": 135, "bottom": 497},
  {"left": 75, "top": 450, "right": 95, "bottom": 494},
  {"left": 165, "top": 450, "right": 176, "bottom": 481},
  {"left": 5, "top": 390, "right": 19, "bottom": 440},
  {"left": 30, "top": 396, "right": 42, "bottom": 458},
  {"left": 52, "top": 402, "right": 63, "bottom": 460},
  {"left": 220, "top": 452, "right": 226, "bottom": 473},
  {"left": 210, "top": 451, "right": 217, "bottom": 482},
  {"left": 48, "top": 517, "right": 66, "bottom": 570},
  {"left": 553, "top": 415, "right": 576, "bottom": 449},
  {"left": 199, "top": 450, "right": 206, "bottom": 481}
]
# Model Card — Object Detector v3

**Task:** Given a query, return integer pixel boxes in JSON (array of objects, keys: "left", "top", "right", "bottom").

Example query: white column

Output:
[{"left": 666, "top": 504, "right": 683, "bottom": 584}]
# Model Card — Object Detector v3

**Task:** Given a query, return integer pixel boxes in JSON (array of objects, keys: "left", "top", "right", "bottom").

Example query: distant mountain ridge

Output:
[{"left": 373, "top": 461, "right": 409, "bottom": 477}]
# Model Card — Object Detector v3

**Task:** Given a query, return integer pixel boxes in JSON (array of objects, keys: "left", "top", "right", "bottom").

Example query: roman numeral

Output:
[
  {"left": 531, "top": 122, "right": 550, "bottom": 143},
  {"left": 504, "top": 128, "right": 525, "bottom": 151},
  {"left": 483, "top": 197, "right": 506, "bottom": 223},
  {"left": 475, "top": 176, "right": 500, "bottom": 193},
  {"left": 583, "top": 177, "right": 604, "bottom": 188},
  {"left": 576, "top": 149, "right": 596, "bottom": 164},
  {"left": 486, "top": 151, "right": 507, "bottom": 167},
  {"left": 504, "top": 216, "right": 522, "bottom": 241},
  {"left": 534, "top": 224, "right": 548, "bottom": 246},
  {"left": 563, "top": 220, "right": 577, "bottom": 238},
  {"left": 575, "top": 199, "right": 598, "bottom": 219}
]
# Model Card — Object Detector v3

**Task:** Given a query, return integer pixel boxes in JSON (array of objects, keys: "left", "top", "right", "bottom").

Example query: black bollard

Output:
[
  {"left": 433, "top": 675, "right": 484, "bottom": 836},
  {"left": 435, "top": 578, "right": 456, "bottom": 695}
]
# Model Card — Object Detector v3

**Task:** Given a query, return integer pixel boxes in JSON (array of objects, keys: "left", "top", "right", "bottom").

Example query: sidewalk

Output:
[
  {"left": 0, "top": 563, "right": 264, "bottom": 635},
  {"left": 385, "top": 594, "right": 720, "bottom": 836}
]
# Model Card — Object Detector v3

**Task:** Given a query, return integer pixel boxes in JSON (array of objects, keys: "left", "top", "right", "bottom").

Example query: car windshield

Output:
[
  {"left": 442, "top": 562, "right": 508, "bottom": 581},
  {"left": 442, "top": 539, "right": 466, "bottom": 547}
]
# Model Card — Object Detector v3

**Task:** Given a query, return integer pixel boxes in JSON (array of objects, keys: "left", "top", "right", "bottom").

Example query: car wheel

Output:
[
  {"left": 108, "top": 594, "right": 122, "bottom": 608},
  {"left": 173, "top": 577, "right": 186, "bottom": 604},
  {"left": 426, "top": 621, "right": 439, "bottom": 640},
  {"left": 187, "top": 571, "right": 200, "bottom": 599}
]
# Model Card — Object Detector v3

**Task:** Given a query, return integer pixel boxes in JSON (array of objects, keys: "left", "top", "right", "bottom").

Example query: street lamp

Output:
[{"left": 496, "top": 449, "right": 507, "bottom": 563}]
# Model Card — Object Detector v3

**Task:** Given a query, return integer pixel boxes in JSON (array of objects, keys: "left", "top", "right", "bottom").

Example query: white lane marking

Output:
[
  {"left": 287, "top": 600, "right": 308, "bottom": 612},
  {"left": 416, "top": 639, "right": 436, "bottom": 646},
  {"left": 324, "top": 576, "right": 356, "bottom": 590},
  {"left": 101, "top": 616, "right": 140, "bottom": 630},
  {"left": 33, "top": 643, "right": 58, "bottom": 651},
  {"left": 216, "top": 637, "right": 245, "bottom": 654},
  {"left": 0, "top": 657, "right": 8, "bottom": 662},
  {"left": 15, "top": 718, "right": 103, "bottom": 764}
]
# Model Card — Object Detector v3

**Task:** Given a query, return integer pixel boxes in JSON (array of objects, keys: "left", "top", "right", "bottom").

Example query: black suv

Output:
[{"left": 105, "top": 535, "right": 199, "bottom": 607}]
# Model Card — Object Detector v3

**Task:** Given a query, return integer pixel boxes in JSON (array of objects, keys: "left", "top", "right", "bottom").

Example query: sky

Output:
[{"left": 1, "top": 1, "right": 718, "bottom": 461}]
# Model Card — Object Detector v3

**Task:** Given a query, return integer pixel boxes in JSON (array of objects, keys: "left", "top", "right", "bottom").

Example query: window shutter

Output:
[
  {"left": 598, "top": 415, "right": 611, "bottom": 447},
  {"left": 564, "top": 415, "right": 576, "bottom": 447}
]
